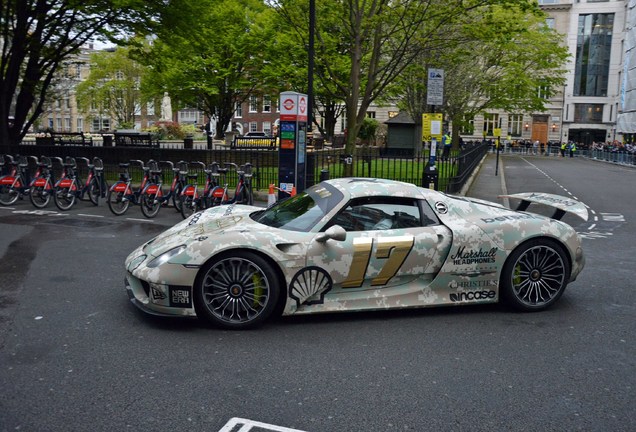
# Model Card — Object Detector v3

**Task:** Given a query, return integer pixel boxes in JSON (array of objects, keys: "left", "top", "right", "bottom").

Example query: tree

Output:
[
  {"left": 0, "top": 0, "right": 164, "bottom": 146},
  {"left": 135, "top": 0, "right": 278, "bottom": 139},
  {"left": 272, "top": 0, "right": 535, "bottom": 175},
  {"left": 76, "top": 47, "right": 145, "bottom": 129},
  {"left": 397, "top": 3, "right": 569, "bottom": 148}
]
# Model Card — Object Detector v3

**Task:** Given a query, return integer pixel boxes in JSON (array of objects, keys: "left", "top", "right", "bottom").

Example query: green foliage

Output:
[
  {"left": 358, "top": 117, "right": 380, "bottom": 143},
  {"left": 395, "top": 1, "right": 568, "bottom": 146},
  {"left": 0, "top": 0, "right": 166, "bottom": 146},
  {"left": 76, "top": 46, "right": 145, "bottom": 128},
  {"left": 134, "top": 0, "right": 278, "bottom": 138},
  {"left": 146, "top": 121, "right": 186, "bottom": 140}
]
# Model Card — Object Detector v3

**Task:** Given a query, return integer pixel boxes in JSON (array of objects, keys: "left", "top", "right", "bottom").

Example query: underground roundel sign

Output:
[{"left": 283, "top": 98, "right": 295, "bottom": 111}]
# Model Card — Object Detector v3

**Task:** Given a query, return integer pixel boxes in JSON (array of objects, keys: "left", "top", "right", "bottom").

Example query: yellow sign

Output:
[{"left": 422, "top": 113, "right": 443, "bottom": 141}]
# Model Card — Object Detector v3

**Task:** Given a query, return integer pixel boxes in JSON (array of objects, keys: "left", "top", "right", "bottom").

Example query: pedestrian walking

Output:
[{"left": 533, "top": 140, "right": 539, "bottom": 155}]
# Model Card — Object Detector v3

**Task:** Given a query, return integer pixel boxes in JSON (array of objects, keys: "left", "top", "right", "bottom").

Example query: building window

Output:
[
  {"left": 77, "top": 118, "right": 83, "bottom": 132},
  {"left": 235, "top": 102, "right": 242, "bottom": 118},
  {"left": 56, "top": 118, "right": 62, "bottom": 131},
  {"left": 48, "top": 118, "right": 54, "bottom": 129},
  {"left": 263, "top": 96, "right": 271, "bottom": 113},
  {"left": 508, "top": 114, "right": 523, "bottom": 137},
  {"left": 367, "top": 111, "right": 376, "bottom": 119},
  {"left": 537, "top": 84, "right": 551, "bottom": 100},
  {"left": 249, "top": 95, "right": 258, "bottom": 113},
  {"left": 574, "top": 104, "right": 603, "bottom": 123},
  {"left": 460, "top": 115, "right": 474, "bottom": 135},
  {"left": 64, "top": 117, "right": 71, "bottom": 132},
  {"left": 574, "top": 13, "right": 613, "bottom": 97},
  {"left": 178, "top": 109, "right": 199, "bottom": 124},
  {"left": 483, "top": 113, "right": 500, "bottom": 137},
  {"left": 263, "top": 121, "right": 272, "bottom": 136},
  {"left": 249, "top": 121, "right": 258, "bottom": 132},
  {"left": 545, "top": 18, "right": 555, "bottom": 30}
]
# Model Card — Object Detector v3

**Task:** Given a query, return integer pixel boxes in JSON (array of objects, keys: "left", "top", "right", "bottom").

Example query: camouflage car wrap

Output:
[{"left": 125, "top": 178, "right": 586, "bottom": 324}]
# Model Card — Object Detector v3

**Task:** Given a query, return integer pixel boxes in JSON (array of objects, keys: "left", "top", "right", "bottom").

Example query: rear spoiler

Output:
[{"left": 499, "top": 192, "right": 589, "bottom": 222}]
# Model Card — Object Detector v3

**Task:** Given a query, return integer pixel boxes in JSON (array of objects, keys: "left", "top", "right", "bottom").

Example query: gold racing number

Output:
[{"left": 341, "top": 236, "right": 415, "bottom": 288}]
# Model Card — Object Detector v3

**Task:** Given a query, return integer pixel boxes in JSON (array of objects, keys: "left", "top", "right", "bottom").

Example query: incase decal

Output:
[{"left": 450, "top": 290, "right": 496, "bottom": 302}]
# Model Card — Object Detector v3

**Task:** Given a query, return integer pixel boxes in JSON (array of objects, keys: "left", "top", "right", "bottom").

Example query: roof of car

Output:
[{"left": 323, "top": 178, "right": 428, "bottom": 200}]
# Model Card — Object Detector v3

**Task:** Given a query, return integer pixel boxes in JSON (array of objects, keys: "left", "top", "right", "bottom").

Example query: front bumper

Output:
[{"left": 125, "top": 273, "right": 197, "bottom": 318}]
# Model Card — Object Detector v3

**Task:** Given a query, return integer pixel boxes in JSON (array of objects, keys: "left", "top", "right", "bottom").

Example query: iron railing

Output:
[{"left": 2, "top": 140, "right": 489, "bottom": 194}]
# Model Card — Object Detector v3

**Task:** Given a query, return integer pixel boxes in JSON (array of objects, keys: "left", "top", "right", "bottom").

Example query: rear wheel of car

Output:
[
  {"left": 500, "top": 238, "right": 570, "bottom": 311},
  {"left": 194, "top": 251, "right": 280, "bottom": 329}
]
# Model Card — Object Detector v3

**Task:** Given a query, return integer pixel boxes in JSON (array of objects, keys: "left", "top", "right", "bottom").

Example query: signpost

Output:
[{"left": 278, "top": 91, "right": 308, "bottom": 199}]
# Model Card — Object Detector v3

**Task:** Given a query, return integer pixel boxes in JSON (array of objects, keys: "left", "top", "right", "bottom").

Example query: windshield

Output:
[{"left": 251, "top": 183, "right": 344, "bottom": 232}]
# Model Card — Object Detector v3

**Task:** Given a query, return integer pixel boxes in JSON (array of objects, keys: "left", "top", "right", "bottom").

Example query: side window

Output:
[
  {"left": 420, "top": 200, "right": 441, "bottom": 226},
  {"left": 328, "top": 197, "right": 427, "bottom": 232}
]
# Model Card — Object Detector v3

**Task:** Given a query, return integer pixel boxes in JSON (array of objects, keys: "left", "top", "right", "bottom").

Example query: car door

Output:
[{"left": 301, "top": 196, "right": 452, "bottom": 310}]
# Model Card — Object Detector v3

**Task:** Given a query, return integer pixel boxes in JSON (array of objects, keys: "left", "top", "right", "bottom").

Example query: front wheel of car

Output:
[
  {"left": 194, "top": 251, "right": 280, "bottom": 329},
  {"left": 500, "top": 238, "right": 570, "bottom": 311}
]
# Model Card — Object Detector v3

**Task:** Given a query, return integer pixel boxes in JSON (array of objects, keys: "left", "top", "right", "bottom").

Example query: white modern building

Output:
[
  {"left": 542, "top": 0, "right": 626, "bottom": 145},
  {"left": 617, "top": 0, "right": 636, "bottom": 136}
]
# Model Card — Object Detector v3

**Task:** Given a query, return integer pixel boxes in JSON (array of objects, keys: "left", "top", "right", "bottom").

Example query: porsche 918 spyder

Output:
[{"left": 125, "top": 178, "right": 586, "bottom": 329}]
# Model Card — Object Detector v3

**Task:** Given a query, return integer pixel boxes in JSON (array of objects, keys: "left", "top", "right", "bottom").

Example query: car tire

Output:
[
  {"left": 500, "top": 238, "right": 570, "bottom": 311},
  {"left": 194, "top": 251, "right": 280, "bottom": 329}
]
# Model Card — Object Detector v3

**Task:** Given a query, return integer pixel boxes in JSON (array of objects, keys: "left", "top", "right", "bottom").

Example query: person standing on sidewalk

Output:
[
  {"left": 569, "top": 142, "right": 577, "bottom": 158},
  {"left": 441, "top": 131, "right": 452, "bottom": 160},
  {"left": 561, "top": 141, "right": 567, "bottom": 157}
]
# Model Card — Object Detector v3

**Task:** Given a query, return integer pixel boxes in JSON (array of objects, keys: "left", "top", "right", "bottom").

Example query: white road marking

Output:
[
  {"left": 218, "top": 418, "right": 307, "bottom": 432},
  {"left": 77, "top": 214, "right": 105, "bottom": 218},
  {"left": 125, "top": 218, "right": 155, "bottom": 223}
]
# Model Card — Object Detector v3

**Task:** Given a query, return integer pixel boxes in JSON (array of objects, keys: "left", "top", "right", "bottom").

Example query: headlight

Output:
[
  {"left": 147, "top": 245, "right": 187, "bottom": 268},
  {"left": 128, "top": 254, "right": 147, "bottom": 271}
]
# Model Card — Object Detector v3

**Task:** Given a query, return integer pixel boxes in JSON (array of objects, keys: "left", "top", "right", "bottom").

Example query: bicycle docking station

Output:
[{"left": 278, "top": 91, "right": 308, "bottom": 201}]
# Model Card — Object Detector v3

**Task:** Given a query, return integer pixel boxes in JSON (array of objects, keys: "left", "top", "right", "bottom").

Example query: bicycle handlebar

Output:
[
  {"left": 191, "top": 161, "right": 206, "bottom": 170},
  {"left": 160, "top": 160, "right": 175, "bottom": 170}
]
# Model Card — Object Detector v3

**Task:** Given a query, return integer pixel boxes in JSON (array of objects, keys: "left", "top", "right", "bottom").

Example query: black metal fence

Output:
[{"left": 2, "top": 139, "right": 489, "bottom": 194}]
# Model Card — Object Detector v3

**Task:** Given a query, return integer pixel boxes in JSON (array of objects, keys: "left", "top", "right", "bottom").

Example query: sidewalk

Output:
[{"left": 461, "top": 153, "right": 509, "bottom": 206}]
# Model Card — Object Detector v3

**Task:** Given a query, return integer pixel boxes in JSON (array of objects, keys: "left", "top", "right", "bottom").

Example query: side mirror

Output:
[{"left": 315, "top": 225, "right": 347, "bottom": 243}]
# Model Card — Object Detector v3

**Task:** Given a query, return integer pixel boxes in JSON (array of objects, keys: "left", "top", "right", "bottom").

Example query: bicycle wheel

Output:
[
  {"left": 88, "top": 177, "right": 100, "bottom": 206},
  {"left": 30, "top": 185, "right": 51, "bottom": 208},
  {"left": 172, "top": 183, "right": 184, "bottom": 212},
  {"left": 141, "top": 192, "right": 161, "bottom": 218},
  {"left": 243, "top": 183, "right": 253, "bottom": 206},
  {"left": 181, "top": 196, "right": 197, "bottom": 219},
  {"left": 107, "top": 187, "right": 130, "bottom": 216},
  {"left": 0, "top": 183, "right": 20, "bottom": 205},
  {"left": 54, "top": 186, "right": 76, "bottom": 211}
]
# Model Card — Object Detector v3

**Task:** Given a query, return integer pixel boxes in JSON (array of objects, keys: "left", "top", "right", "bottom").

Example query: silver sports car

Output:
[{"left": 125, "top": 178, "right": 586, "bottom": 329}]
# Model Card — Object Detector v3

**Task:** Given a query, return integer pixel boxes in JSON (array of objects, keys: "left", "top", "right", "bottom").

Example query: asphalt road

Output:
[{"left": 0, "top": 154, "right": 634, "bottom": 432}]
